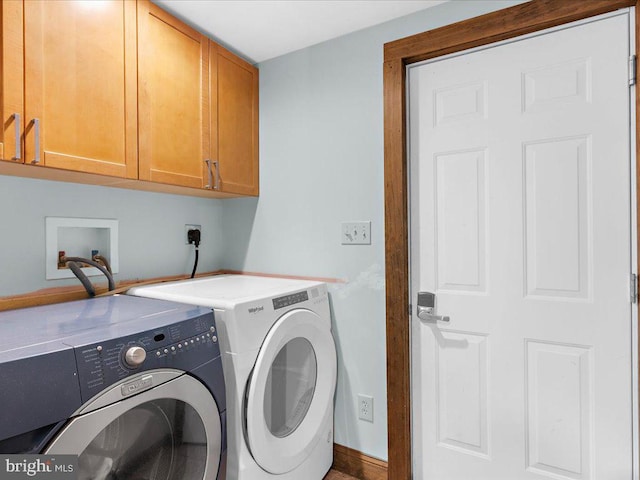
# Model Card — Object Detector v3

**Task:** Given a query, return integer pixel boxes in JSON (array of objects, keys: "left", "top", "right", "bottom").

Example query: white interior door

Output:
[{"left": 409, "top": 11, "right": 634, "bottom": 480}]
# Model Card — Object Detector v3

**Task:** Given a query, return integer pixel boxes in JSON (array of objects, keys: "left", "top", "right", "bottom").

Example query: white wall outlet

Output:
[
  {"left": 341, "top": 221, "right": 371, "bottom": 245},
  {"left": 358, "top": 394, "right": 374, "bottom": 422},
  {"left": 185, "top": 224, "right": 202, "bottom": 245}
]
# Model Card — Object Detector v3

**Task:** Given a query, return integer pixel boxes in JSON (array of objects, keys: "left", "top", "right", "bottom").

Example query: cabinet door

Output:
[
  {"left": 23, "top": 0, "right": 137, "bottom": 177},
  {"left": 1, "top": 1, "right": 24, "bottom": 163},
  {"left": 138, "top": 1, "right": 209, "bottom": 189},
  {"left": 214, "top": 45, "right": 259, "bottom": 196}
]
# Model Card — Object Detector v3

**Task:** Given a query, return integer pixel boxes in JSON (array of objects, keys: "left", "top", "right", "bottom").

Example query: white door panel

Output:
[{"left": 410, "top": 12, "right": 633, "bottom": 480}]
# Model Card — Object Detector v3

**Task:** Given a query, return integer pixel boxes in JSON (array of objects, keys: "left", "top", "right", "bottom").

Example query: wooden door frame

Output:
[{"left": 383, "top": 0, "right": 639, "bottom": 478}]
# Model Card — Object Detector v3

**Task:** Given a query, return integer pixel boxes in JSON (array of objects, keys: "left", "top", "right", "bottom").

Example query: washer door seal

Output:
[
  {"left": 45, "top": 372, "right": 222, "bottom": 480},
  {"left": 244, "top": 309, "right": 337, "bottom": 474}
]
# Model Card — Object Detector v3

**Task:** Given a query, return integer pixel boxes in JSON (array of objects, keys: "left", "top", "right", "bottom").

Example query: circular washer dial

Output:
[{"left": 124, "top": 346, "right": 147, "bottom": 368}]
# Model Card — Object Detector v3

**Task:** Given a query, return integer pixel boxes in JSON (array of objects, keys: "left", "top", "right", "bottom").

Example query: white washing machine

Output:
[{"left": 128, "top": 275, "right": 337, "bottom": 480}]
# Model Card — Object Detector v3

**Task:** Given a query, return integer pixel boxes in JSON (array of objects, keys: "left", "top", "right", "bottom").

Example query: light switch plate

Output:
[{"left": 341, "top": 221, "right": 371, "bottom": 245}]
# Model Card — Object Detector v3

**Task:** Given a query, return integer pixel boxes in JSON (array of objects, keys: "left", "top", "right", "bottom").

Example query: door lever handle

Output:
[
  {"left": 417, "top": 305, "right": 450, "bottom": 322},
  {"left": 417, "top": 291, "right": 450, "bottom": 322}
]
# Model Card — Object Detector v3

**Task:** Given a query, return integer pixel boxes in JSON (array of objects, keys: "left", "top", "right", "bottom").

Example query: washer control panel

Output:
[
  {"left": 152, "top": 327, "right": 218, "bottom": 358},
  {"left": 75, "top": 312, "right": 219, "bottom": 402}
]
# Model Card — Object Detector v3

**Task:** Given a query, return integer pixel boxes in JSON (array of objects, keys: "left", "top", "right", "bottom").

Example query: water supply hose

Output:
[
  {"left": 92, "top": 254, "right": 112, "bottom": 274},
  {"left": 67, "top": 261, "right": 96, "bottom": 297},
  {"left": 63, "top": 256, "right": 116, "bottom": 296}
]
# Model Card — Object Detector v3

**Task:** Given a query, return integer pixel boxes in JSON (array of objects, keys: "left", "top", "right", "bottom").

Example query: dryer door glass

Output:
[
  {"left": 78, "top": 399, "right": 206, "bottom": 480},
  {"left": 264, "top": 337, "right": 317, "bottom": 438}
]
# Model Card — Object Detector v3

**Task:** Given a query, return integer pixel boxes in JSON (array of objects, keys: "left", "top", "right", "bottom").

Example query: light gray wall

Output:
[
  {"left": 221, "top": 0, "right": 524, "bottom": 461},
  {"left": 0, "top": 0, "right": 525, "bottom": 462},
  {"left": 0, "top": 175, "right": 224, "bottom": 296}
]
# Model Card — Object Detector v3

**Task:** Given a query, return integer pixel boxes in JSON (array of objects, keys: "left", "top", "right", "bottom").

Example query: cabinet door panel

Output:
[
  {"left": 23, "top": 0, "right": 136, "bottom": 177},
  {"left": 138, "top": 1, "right": 208, "bottom": 189},
  {"left": 216, "top": 47, "right": 259, "bottom": 196},
  {"left": 1, "top": 1, "right": 24, "bottom": 164}
]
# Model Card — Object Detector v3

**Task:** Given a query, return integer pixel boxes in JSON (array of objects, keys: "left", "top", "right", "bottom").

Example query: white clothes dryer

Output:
[{"left": 128, "top": 275, "right": 337, "bottom": 480}]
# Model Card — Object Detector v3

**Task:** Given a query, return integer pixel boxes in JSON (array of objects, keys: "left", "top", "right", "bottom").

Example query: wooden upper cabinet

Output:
[
  {"left": 0, "top": 1, "right": 258, "bottom": 197},
  {"left": 23, "top": 0, "right": 137, "bottom": 177},
  {"left": 138, "top": 0, "right": 209, "bottom": 189},
  {"left": 1, "top": 1, "right": 24, "bottom": 164},
  {"left": 213, "top": 44, "right": 259, "bottom": 196}
]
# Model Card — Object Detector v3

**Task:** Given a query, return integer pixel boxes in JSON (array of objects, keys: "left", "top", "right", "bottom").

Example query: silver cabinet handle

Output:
[
  {"left": 417, "top": 291, "right": 450, "bottom": 322},
  {"left": 212, "top": 159, "right": 220, "bottom": 190},
  {"left": 31, "top": 118, "right": 40, "bottom": 164},
  {"left": 12, "top": 113, "right": 20, "bottom": 161},
  {"left": 204, "top": 159, "right": 213, "bottom": 189}
]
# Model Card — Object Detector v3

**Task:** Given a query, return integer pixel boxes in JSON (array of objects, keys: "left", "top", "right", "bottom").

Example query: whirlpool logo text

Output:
[{"left": 0, "top": 456, "right": 77, "bottom": 480}]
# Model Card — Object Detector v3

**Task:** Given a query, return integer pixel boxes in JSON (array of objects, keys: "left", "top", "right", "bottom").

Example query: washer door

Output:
[
  {"left": 244, "top": 309, "right": 337, "bottom": 474},
  {"left": 45, "top": 373, "right": 221, "bottom": 480}
]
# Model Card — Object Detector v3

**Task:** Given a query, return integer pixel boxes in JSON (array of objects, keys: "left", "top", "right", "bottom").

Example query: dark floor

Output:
[{"left": 324, "top": 470, "right": 359, "bottom": 480}]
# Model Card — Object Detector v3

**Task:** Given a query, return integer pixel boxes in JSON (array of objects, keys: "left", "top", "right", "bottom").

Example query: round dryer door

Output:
[
  {"left": 244, "top": 308, "right": 337, "bottom": 474},
  {"left": 45, "top": 373, "right": 222, "bottom": 480}
]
